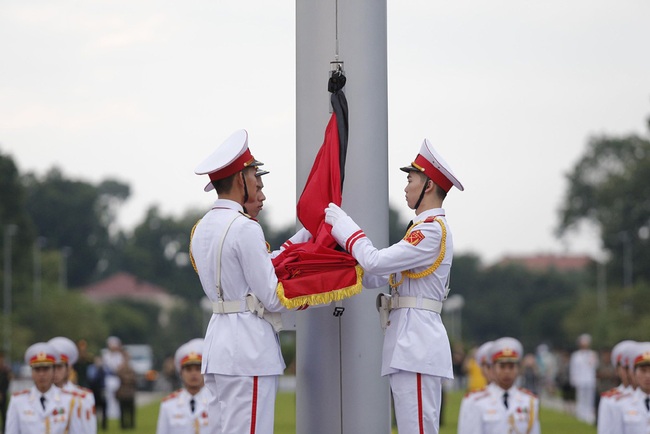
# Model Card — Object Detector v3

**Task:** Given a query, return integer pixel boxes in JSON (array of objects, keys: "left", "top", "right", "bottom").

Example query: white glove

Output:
[{"left": 324, "top": 203, "right": 348, "bottom": 227}]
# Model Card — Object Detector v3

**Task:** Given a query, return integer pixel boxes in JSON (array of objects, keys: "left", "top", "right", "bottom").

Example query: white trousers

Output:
[
  {"left": 575, "top": 384, "right": 595, "bottom": 424},
  {"left": 104, "top": 374, "right": 121, "bottom": 420},
  {"left": 204, "top": 374, "right": 278, "bottom": 434},
  {"left": 390, "top": 371, "right": 442, "bottom": 434}
]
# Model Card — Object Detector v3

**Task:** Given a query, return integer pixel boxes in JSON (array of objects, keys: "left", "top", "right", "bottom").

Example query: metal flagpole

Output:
[{"left": 295, "top": 0, "right": 390, "bottom": 433}]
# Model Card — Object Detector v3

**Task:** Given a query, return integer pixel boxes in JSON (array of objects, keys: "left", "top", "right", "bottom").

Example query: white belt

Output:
[
  {"left": 212, "top": 295, "right": 283, "bottom": 333},
  {"left": 212, "top": 299, "right": 247, "bottom": 314},
  {"left": 390, "top": 295, "right": 443, "bottom": 314}
]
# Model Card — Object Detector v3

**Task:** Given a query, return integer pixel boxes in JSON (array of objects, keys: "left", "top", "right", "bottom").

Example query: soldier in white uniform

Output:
[
  {"left": 48, "top": 336, "right": 97, "bottom": 434},
  {"left": 600, "top": 341, "right": 650, "bottom": 433},
  {"left": 570, "top": 333, "right": 599, "bottom": 424},
  {"left": 597, "top": 340, "right": 637, "bottom": 433},
  {"left": 324, "top": 138, "right": 464, "bottom": 434},
  {"left": 157, "top": 339, "right": 211, "bottom": 434},
  {"left": 6, "top": 342, "right": 83, "bottom": 434},
  {"left": 190, "top": 129, "right": 293, "bottom": 434},
  {"left": 457, "top": 337, "right": 540, "bottom": 434}
]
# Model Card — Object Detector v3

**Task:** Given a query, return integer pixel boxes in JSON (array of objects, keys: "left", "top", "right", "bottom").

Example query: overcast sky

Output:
[{"left": 1, "top": 0, "right": 649, "bottom": 264}]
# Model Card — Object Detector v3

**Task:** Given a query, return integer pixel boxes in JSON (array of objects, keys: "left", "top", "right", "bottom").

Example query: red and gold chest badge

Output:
[{"left": 404, "top": 230, "right": 425, "bottom": 246}]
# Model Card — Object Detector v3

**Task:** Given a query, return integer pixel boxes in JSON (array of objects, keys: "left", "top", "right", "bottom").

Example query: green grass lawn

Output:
[{"left": 105, "top": 390, "right": 596, "bottom": 434}]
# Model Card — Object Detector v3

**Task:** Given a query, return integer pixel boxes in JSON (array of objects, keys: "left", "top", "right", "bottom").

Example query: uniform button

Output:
[{"left": 386, "top": 321, "right": 391, "bottom": 327}]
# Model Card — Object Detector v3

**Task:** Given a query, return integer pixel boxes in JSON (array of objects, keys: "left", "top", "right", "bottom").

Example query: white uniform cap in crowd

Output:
[
  {"left": 107, "top": 336, "right": 121, "bottom": 348},
  {"left": 48, "top": 337, "right": 79, "bottom": 366},
  {"left": 489, "top": 337, "right": 523, "bottom": 364},
  {"left": 475, "top": 341, "right": 494, "bottom": 366},
  {"left": 174, "top": 340, "right": 203, "bottom": 373},
  {"left": 25, "top": 342, "right": 59, "bottom": 367},
  {"left": 186, "top": 338, "right": 205, "bottom": 349},
  {"left": 195, "top": 129, "right": 264, "bottom": 192},
  {"left": 400, "top": 139, "right": 464, "bottom": 192},
  {"left": 578, "top": 333, "right": 592, "bottom": 346},
  {"left": 611, "top": 340, "right": 636, "bottom": 367},
  {"left": 621, "top": 341, "right": 640, "bottom": 369},
  {"left": 631, "top": 342, "right": 650, "bottom": 368}
]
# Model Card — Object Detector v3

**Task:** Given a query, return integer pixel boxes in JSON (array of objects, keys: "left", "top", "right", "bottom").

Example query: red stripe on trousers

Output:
[
  {"left": 250, "top": 376, "right": 259, "bottom": 434},
  {"left": 417, "top": 373, "right": 424, "bottom": 434}
]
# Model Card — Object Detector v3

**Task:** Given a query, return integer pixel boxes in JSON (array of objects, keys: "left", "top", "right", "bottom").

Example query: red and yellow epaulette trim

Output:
[
  {"left": 78, "top": 386, "right": 92, "bottom": 394},
  {"left": 423, "top": 216, "right": 438, "bottom": 223},
  {"left": 12, "top": 389, "right": 30, "bottom": 396},
  {"left": 162, "top": 390, "right": 182, "bottom": 402},
  {"left": 614, "top": 391, "right": 632, "bottom": 401},
  {"left": 464, "top": 386, "right": 487, "bottom": 397},
  {"left": 601, "top": 388, "right": 621, "bottom": 398},
  {"left": 518, "top": 387, "right": 538, "bottom": 398}
]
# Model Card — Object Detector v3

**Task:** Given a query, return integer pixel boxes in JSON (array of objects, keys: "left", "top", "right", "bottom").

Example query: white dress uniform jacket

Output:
[
  {"left": 6, "top": 385, "right": 83, "bottom": 434},
  {"left": 331, "top": 208, "right": 454, "bottom": 378},
  {"left": 597, "top": 384, "right": 629, "bottom": 434},
  {"left": 191, "top": 199, "right": 287, "bottom": 376},
  {"left": 62, "top": 381, "right": 97, "bottom": 434},
  {"left": 457, "top": 383, "right": 540, "bottom": 434},
  {"left": 156, "top": 387, "right": 211, "bottom": 434},
  {"left": 605, "top": 388, "right": 650, "bottom": 434}
]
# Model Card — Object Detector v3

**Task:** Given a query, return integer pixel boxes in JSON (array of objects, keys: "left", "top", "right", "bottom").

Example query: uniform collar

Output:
[
  {"left": 414, "top": 207, "right": 445, "bottom": 222},
  {"left": 489, "top": 382, "right": 516, "bottom": 395},
  {"left": 633, "top": 387, "right": 650, "bottom": 400},
  {"left": 31, "top": 384, "right": 60, "bottom": 401},
  {"left": 211, "top": 199, "right": 243, "bottom": 212}
]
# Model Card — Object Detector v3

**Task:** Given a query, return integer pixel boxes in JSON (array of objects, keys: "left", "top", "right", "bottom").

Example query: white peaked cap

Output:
[
  {"left": 195, "top": 129, "right": 264, "bottom": 192},
  {"left": 25, "top": 342, "right": 59, "bottom": 367},
  {"left": 48, "top": 337, "right": 79, "bottom": 365},
  {"left": 489, "top": 337, "right": 523, "bottom": 364},
  {"left": 174, "top": 339, "right": 204, "bottom": 372},
  {"left": 475, "top": 341, "right": 494, "bottom": 366},
  {"left": 400, "top": 139, "right": 464, "bottom": 192}
]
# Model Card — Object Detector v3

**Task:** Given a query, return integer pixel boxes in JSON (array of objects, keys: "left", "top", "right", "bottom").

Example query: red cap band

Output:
[
  {"left": 30, "top": 353, "right": 56, "bottom": 366},
  {"left": 180, "top": 353, "right": 202, "bottom": 366},
  {"left": 634, "top": 353, "right": 650, "bottom": 367},
  {"left": 412, "top": 154, "right": 453, "bottom": 192},
  {"left": 208, "top": 149, "right": 256, "bottom": 182},
  {"left": 491, "top": 349, "right": 519, "bottom": 363}
]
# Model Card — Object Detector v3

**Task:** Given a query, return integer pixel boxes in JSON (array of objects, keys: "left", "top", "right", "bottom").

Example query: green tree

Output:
[
  {"left": 557, "top": 120, "right": 650, "bottom": 285},
  {"left": 451, "top": 255, "right": 591, "bottom": 351},
  {"left": 0, "top": 150, "right": 37, "bottom": 292},
  {"left": 122, "top": 206, "right": 204, "bottom": 301},
  {"left": 7, "top": 288, "right": 108, "bottom": 361},
  {"left": 23, "top": 168, "right": 130, "bottom": 287}
]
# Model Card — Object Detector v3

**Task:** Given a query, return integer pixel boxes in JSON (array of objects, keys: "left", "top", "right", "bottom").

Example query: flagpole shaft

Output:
[{"left": 296, "top": 1, "right": 390, "bottom": 433}]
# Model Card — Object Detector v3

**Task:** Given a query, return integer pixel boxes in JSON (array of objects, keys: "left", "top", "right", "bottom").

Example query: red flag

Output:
[
  {"left": 273, "top": 73, "right": 363, "bottom": 308},
  {"left": 295, "top": 112, "right": 341, "bottom": 249}
]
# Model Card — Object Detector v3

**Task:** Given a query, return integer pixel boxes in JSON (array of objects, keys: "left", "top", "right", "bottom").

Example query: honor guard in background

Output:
[
  {"left": 457, "top": 337, "right": 540, "bottom": 434},
  {"left": 597, "top": 341, "right": 639, "bottom": 434},
  {"left": 6, "top": 342, "right": 83, "bottom": 434},
  {"left": 48, "top": 336, "right": 97, "bottom": 434},
  {"left": 157, "top": 339, "right": 210, "bottom": 434},
  {"left": 325, "top": 139, "right": 464, "bottom": 434},
  {"left": 600, "top": 341, "right": 650, "bottom": 433},
  {"left": 570, "top": 333, "right": 599, "bottom": 424},
  {"left": 190, "top": 129, "right": 292, "bottom": 434},
  {"left": 597, "top": 340, "right": 636, "bottom": 433}
]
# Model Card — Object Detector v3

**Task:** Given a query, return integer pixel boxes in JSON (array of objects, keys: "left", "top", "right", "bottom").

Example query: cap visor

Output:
[{"left": 400, "top": 165, "right": 419, "bottom": 173}]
